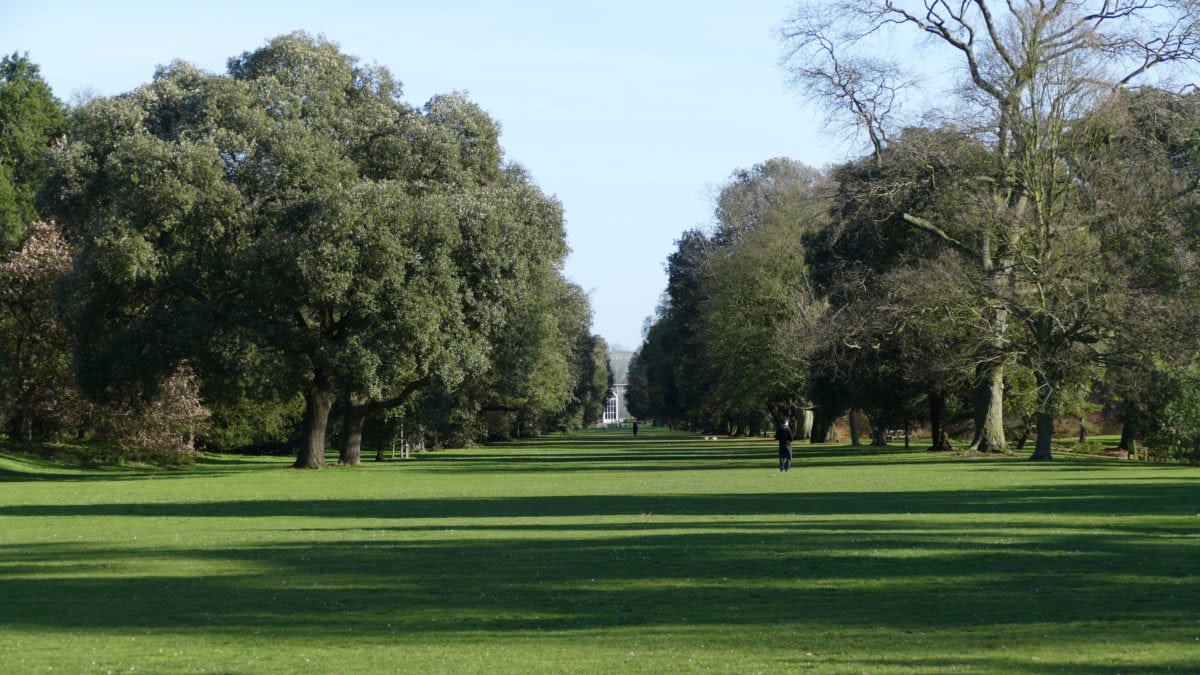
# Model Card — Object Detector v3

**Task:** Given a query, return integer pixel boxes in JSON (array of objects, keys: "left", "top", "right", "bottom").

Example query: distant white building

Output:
[{"left": 601, "top": 349, "right": 632, "bottom": 425}]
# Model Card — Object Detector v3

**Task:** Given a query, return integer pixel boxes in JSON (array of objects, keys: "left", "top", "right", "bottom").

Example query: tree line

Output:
[
  {"left": 0, "top": 33, "right": 611, "bottom": 467},
  {"left": 627, "top": 0, "right": 1200, "bottom": 461}
]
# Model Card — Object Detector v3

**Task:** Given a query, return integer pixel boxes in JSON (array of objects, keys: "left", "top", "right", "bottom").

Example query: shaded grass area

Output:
[{"left": 2, "top": 428, "right": 1199, "bottom": 672}]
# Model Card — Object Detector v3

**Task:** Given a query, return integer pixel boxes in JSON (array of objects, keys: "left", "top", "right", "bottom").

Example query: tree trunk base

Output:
[{"left": 294, "top": 379, "right": 334, "bottom": 469}]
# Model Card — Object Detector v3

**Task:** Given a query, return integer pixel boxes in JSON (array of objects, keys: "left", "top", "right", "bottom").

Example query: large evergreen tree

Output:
[
  {"left": 45, "top": 33, "right": 572, "bottom": 467},
  {"left": 0, "top": 53, "right": 68, "bottom": 250},
  {"left": 700, "top": 159, "right": 829, "bottom": 433}
]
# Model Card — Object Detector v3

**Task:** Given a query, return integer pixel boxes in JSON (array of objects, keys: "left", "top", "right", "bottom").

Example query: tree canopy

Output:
[
  {"left": 36, "top": 33, "right": 599, "bottom": 466},
  {"left": 4, "top": 20, "right": 1198, "bottom": 464},
  {"left": 777, "top": 0, "right": 1200, "bottom": 458},
  {"left": 0, "top": 52, "right": 68, "bottom": 250}
]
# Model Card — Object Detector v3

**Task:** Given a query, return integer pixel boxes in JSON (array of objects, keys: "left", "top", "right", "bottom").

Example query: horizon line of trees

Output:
[
  {"left": 627, "top": 0, "right": 1200, "bottom": 462},
  {"left": 0, "top": 34, "right": 612, "bottom": 468}
]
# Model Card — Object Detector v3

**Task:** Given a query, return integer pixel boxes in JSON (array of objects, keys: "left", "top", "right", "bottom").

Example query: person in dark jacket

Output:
[{"left": 775, "top": 420, "right": 793, "bottom": 472}]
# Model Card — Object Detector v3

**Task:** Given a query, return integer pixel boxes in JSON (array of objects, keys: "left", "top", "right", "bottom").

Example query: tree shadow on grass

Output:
[
  {"left": 2, "top": 510, "right": 1197, "bottom": 661},
  {"left": 0, "top": 450, "right": 294, "bottom": 483},
  {"left": 4, "top": 432, "right": 1197, "bottom": 670},
  {"left": 1, "top": 478, "right": 1196, "bottom": 520},
  {"left": 4, "top": 463, "right": 1198, "bottom": 671}
]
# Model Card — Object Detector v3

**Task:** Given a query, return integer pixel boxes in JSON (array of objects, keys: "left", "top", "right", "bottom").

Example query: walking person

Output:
[
  {"left": 775, "top": 420, "right": 793, "bottom": 472},
  {"left": 632, "top": 420, "right": 639, "bottom": 437}
]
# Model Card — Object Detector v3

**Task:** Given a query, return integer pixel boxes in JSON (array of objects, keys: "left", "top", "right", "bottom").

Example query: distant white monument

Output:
[{"left": 601, "top": 349, "right": 632, "bottom": 425}]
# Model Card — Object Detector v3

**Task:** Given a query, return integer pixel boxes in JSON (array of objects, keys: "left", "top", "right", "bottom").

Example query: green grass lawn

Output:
[{"left": 2, "top": 428, "right": 1199, "bottom": 673}]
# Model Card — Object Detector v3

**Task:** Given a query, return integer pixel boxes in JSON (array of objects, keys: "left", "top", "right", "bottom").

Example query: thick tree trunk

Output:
[
  {"left": 968, "top": 257, "right": 1009, "bottom": 450},
  {"left": 338, "top": 377, "right": 431, "bottom": 465},
  {"left": 1014, "top": 422, "right": 1031, "bottom": 450},
  {"left": 868, "top": 415, "right": 888, "bottom": 446},
  {"left": 810, "top": 408, "right": 839, "bottom": 443},
  {"left": 295, "top": 378, "right": 335, "bottom": 469},
  {"left": 969, "top": 363, "right": 1006, "bottom": 452},
  {"left": 339, "top": 406, "right": 365, "bottom": 466},
  {"left": 1028, "top": 373, "right": 1055, "bottom": 461},
  {"left": 1119, "top": 421, "right": 1142, "bottom": 460},
  {"left": 1029, "top": 410, "right": 1055, "bottom": 460},
  {"left": 848, "top": 410, "right": 862, "bottom": 446},
  {"left": 747, "top": 418, "right": 762, "bottom": 437},
  {"left": 927, "top": 390, "right": 953, "bottom": 451},
  {"left": 799, "top": 408, "right": 814, "bottom": 441},
  {"left": 8, "top": 411, "right": 33, "bottom": 443}
]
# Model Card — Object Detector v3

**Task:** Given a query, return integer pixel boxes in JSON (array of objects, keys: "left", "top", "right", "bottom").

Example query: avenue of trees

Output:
[
  {"left": 628, "top": 0, "right": 1200, "bottom": 460},
  {"left": 0, "top": 36, "right": 611, "bottom": 467}
]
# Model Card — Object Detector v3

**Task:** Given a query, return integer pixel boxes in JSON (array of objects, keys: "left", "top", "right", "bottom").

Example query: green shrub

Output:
[
  {"left": 1054, "top": 439, "right": 1107, "bottom": 455},
  {"left": 1145, "top": 364, "right": 1200, "bottom": 464},
  {"left": 202, "top": 393, "right": 303, "bottom": 452}
]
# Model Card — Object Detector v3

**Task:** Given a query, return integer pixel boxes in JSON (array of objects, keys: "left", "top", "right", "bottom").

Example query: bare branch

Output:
[
  {"left": 780, "top": 4, "right": 912, "bottom": 161},
  {"left": 902, "top": 212, "right": 976, "bottom": 256}
]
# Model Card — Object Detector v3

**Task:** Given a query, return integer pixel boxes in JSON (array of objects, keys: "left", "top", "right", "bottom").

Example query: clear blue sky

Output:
[{"left": 2, "top": 0, "right": 845, "bottom": 350}]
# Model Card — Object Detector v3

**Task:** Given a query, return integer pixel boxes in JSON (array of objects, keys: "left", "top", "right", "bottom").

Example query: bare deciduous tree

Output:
[{"left": 783, "top": 0, "right": 1200, "bottom": 458}]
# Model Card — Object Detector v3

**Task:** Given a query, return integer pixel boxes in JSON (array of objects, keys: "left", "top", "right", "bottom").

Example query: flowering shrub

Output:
[
  {"left": 94, "top": 365, "right": 211, "bottom": 461},
  {"left": 0, "top": 220, "right": 81, "bottom": 440}
]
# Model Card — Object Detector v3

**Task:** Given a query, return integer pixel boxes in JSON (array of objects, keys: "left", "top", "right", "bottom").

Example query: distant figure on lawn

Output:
[
  {"left": 775, "top": 420, "right": 793, "bottom": 472},
  {"left": 632, "top": 421, "right": 639, "bottom": 437}
]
